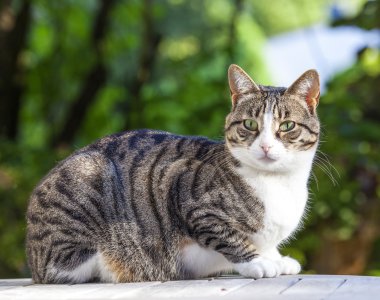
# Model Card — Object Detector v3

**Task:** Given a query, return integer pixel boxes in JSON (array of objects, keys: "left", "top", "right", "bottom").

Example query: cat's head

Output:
[{"left": 225, "top": 64, "right": 320, "bottom": 174}]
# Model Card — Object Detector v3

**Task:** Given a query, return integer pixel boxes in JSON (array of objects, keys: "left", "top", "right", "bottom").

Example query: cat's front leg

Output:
[
  {"left": 262, "top": 248, "right": 301, "bottom": 276},
  {"left": 186, "top": 211, "right": 299, "bottom": 279},
  {"left": 233, "top": 248, "right": 301, "bottom": 279},
  {"left": 233, "top": 248, "right": 282, "bottom": 279},
  {"left": 234, "top": 256, "right": 281, "bottom": 279},
  {"left": 277, "top": 256, "right": 301, "bottom": 275}
]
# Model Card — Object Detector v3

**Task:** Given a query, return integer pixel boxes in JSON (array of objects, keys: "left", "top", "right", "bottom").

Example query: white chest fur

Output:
[{"left": 243, "top": 171, "right": 308, "bottom": 253}]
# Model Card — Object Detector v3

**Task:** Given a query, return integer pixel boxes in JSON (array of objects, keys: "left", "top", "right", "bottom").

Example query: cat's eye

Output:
[
  {"left": 243, "top": 119, "right": 258, "bottom": 131},
  {"left": 279, "top": 121, "right": 296, "bottom": 132}
]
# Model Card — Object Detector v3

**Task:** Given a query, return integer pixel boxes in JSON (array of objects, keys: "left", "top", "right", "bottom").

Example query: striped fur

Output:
[{"left": 26, "top": 65, "right": 320, "bottom": 283}]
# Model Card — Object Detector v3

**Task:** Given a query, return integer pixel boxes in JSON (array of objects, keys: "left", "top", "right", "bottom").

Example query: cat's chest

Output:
[{"left": 244, "top": 175, "right": 308, "bottom": 251}]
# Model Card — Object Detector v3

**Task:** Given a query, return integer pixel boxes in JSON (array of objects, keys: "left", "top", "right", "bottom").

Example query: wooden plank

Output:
[
  {"left": 0, "top": 278, "right": 33, "bottom": 287},
  {"left": 1, "top": 275, "right": 380, "bottom": 300},
  {"left": 326, "top": 276, "right": 380, "bottom": 300},
  {"left": 0, "top": 283, "right": 106, "bottom": 300},
  {"left": 0, "top": 281, "right": 164, "bottom": 300},
  {"left": 116, "top": 277, "right": 254, "bottom": 299},
  {"left": 222, "top": 276, "right": 301, "bottom": 300},
  {"left": 76, "top": 281, "right": 161, "bottom": 299},
  {"left": 0, "top": 278, "right": 252, "bottom": 300},
  {"left": 0, "top": 279, "right": 33, "bottom": 291},
  {"left": 280, "top": 277, "right": 346, "bottom": 300}
]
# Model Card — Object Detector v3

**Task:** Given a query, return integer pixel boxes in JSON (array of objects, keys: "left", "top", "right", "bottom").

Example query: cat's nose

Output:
[{"left": 260, "top": 144, "right": 272, "bottom": 154}]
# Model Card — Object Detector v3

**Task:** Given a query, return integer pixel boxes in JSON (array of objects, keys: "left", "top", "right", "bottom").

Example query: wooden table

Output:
[{"left": 1, "top": 274, "right": 379, "bottom": 299}]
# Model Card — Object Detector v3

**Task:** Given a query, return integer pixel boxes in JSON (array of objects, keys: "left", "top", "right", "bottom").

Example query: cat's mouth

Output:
[{"left": 259, "top": 156, "right": 278, "bottom": 163}]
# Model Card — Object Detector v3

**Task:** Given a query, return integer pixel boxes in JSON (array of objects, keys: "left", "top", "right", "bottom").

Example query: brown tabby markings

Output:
[{"left": 102, "top": 253, "right": 133, "bottom": 282}]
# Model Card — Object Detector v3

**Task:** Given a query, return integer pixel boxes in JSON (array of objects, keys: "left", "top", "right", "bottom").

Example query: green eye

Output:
[
  {"left": 279, "top": 121, "right": 296, "bottom": 132},
  {"left": 243, "top": 119, "right": 258, "bottom": 131}
]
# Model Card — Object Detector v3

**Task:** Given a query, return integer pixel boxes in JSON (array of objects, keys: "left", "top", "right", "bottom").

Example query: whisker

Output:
[
  {"left": 310, "top": 171, "right": 319, "bottom": 191},
  {"left": 313, "top": 152, "right": 339, "bottom": 186},
  {"left": 316, "top": 150, "right": 340, "bottom": 178},
  {"left": 314, "top": 160, "right": 334, "bottom": 181}
]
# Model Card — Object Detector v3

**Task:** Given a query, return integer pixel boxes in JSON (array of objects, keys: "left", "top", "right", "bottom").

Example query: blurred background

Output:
[{"left": 0, "top": 0, "right": 379, "bottom": 278}]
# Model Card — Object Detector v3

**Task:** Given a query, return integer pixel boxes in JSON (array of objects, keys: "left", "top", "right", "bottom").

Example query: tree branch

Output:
[
  {"left": 52, "top": 0, "right": 115, "bottom": 148},
  {"left": 226, "top": 0, "right": 243, "bottom": 64},
  {"left": 0, "top": 0, "right": 31, "bottom": 140},
  {"left": 124, "top": 0, "right": 161, "bottom": 130}
]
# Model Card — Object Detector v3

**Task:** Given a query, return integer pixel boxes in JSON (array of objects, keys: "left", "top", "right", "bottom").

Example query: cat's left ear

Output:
[{"left": 285, "top": 69, "right": 320, "bottom": 114}]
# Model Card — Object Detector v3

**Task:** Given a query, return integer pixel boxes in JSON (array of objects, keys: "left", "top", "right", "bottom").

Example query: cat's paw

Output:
[
  {"left": 234, "top": 257, "right": 281, "bottom": 279},
  {"left": 277, "top": 256, "right": 301, "bottom": 275}
]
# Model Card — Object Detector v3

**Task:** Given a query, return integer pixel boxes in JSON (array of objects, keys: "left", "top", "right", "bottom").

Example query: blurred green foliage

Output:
[
  {"left": 0, "top": 0, "right": 378, "bottom": 278},
  {"left": 285, "top": 0, "right": 380, "bottom": 274},
  {"left": 286, "top": 45, "right": 380, "bottom": 274}
]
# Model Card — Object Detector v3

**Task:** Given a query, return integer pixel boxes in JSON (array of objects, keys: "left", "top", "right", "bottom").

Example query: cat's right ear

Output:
[{"left": 228, "top": 64, "right": 260, "bottom": 106}]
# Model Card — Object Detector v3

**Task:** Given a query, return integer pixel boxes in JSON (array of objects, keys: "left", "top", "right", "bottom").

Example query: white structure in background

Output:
[{"left": 265, "top": 24, "right": 380, "bottom": 93}]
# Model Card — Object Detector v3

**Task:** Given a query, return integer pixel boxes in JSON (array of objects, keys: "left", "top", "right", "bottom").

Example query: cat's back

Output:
[
  {"left": 75, "top": 129, "right": 221, "bottom": 182},
  {"left": 32, "top": 129, "right": 218, "bottom": 185},
  {"left": 85, "top": 129, "right": 215, "bottom": 161},
  {"left": 27, "top": 129, "right": 219, "bottom": 218}
]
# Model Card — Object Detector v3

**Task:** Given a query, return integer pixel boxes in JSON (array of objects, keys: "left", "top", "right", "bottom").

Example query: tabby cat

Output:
[{"left": 26, "top": 64, "right": 320, "bottom": 283}]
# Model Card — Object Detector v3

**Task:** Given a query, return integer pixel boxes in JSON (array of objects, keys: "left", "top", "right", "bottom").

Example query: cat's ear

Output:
[
  {"left": 228, "top": 64, "right": 260, "bottom": 106},
  {"left": 285, "top": 69, "right": 320, "bottom": 114}
]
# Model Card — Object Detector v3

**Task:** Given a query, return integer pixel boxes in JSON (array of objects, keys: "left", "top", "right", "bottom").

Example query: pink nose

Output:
[{"left": 261, "top": 145, "right": 272, "bottom": 154}]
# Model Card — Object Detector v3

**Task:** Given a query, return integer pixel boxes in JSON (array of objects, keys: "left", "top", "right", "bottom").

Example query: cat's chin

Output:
[{"left": 229, "top": 148, "right": 288, "bottom": 173}]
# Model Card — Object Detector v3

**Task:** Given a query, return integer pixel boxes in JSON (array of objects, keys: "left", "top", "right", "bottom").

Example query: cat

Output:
[{"left": 26, "top": 64, "right": 320, "bottom": 283}]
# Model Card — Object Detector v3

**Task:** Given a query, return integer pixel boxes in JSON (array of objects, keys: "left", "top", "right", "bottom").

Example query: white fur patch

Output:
[
  {"left": 181, "top": 243, "right": 233, "bottom": 277},
  {"left": 53, "top": 252, "right": 117, "bottom": 283},
  {"left": 244, "top": 171, "right": 309, "bottom": 253},
  {"left": 97, "top": 252, "right": 118, "bottom": 282}
]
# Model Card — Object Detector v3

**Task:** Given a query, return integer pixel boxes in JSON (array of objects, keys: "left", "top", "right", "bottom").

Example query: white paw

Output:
[
  {"left": 234, "top": 257, "right": 281, "bottom": 279},
  {"left": 277, "top": 256, "right": 301, "bottom": 275}
]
